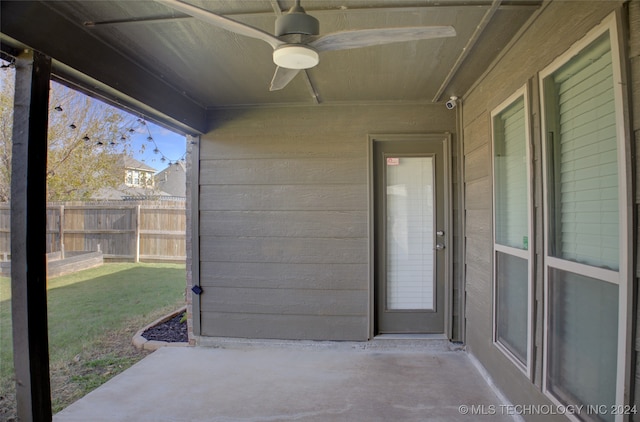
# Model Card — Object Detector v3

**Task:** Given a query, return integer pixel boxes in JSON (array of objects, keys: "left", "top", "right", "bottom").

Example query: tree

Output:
[
  {"left": 0, "top": 64, "right": 14, "bottom": 202},
  {"left": 0, "top": 64, "right": 141, "bottom": 201}
]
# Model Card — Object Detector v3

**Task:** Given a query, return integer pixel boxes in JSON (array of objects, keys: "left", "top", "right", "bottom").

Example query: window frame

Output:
[
  {"left": 539, "top": 12, "right": 632, "bottom": 419},
  {"left": 491, "top": 85, "right": 534, "bottom": 377}
]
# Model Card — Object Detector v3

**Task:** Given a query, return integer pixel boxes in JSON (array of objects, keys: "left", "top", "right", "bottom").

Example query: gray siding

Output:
[
  {"left": 200, "top": 104, "right": 455, "bottom": 341},
  {"left": 630, "top": 1, "right": 640, "bottom": 419},
  {"left": 462, "top": 0, "right": 632, "bottom": 419}
]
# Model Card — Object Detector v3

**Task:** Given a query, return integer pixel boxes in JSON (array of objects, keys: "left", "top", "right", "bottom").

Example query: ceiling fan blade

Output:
[
  {"left": 310, "top": 26, "right": 456, "bottom": 52},
  {"left": 157, "top": 0, "right": 285, "bottom": 50},
  {"left": 270, "top": 67, "right": 300, "bottom": 91}
]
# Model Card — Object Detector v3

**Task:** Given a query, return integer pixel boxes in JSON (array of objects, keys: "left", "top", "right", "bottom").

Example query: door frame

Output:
[{"left": 368, "top": 133, "right": 453, "bottom": 339}]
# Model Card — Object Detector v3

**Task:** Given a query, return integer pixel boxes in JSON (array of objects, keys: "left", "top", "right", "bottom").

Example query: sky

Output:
[
  {"left": 1, "top": 60, "right": 187, "bottom": 173},
  {"left": 127, "top": 122, "right": 187, "bottom": 172}
]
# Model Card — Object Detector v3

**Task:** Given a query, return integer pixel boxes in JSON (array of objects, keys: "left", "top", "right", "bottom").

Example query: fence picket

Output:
[{"left": 0, "top": 201, "right": 186, "bottom": 263}]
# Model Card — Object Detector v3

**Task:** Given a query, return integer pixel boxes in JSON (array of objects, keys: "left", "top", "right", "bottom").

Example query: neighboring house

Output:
[
  {"left": 121, "top": 155, "right": 155, "bottom": 189},
  {"left": 3, "top": 1, "right": 640, "bottom": 420},
  {"left": 92, "top": 156, "right": 172, "bottom": 200},
  {"left": 155, "top": 160, "right": 186, "bottom": 198}
]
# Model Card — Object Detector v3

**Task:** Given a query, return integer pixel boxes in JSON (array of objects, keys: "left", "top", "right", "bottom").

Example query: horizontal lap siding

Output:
[
  {"left": 200, "top": 237, "right": 367, "bottom": 264},
  {"left": 630, "top": 1, "right": 640, "bottom": 418},
  {"left": 199, "top": 185, "right": 365, "bottom": 211},
  {"left": 200, "top": 158, "right": 366, "bottom": 185},
  {"left": 200, "top": 111, "right": 367, "bottom": 340},
  {"left": 200, "top": 313, "right": 368, "bottom": 341},
  {"left": 200, "top": 104, "right": 455, "bottom": 341},
  {"left": 200, "top": 288, "right": 367, "bottom": 316},
  {"left": 200, "top": 262, "right": 367, "bottom": 290},
  {"left": 462, "top": 0, "right": 627, "bottom": 416},
  {"left": 200, "top": 210, "right": 366, "bottom": 238},
  {"left": 463, "top": 114, "right": 492, "bottom": 345}
]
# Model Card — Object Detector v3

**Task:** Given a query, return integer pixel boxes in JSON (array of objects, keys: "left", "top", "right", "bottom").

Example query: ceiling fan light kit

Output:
[{"left": 273, "top": 45, "right": 319, "bottom": 69}]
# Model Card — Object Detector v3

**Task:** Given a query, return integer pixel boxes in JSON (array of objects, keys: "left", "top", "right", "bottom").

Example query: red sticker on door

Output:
[{"left": 386, "top": 157, "right": 400, "bottom": 166}]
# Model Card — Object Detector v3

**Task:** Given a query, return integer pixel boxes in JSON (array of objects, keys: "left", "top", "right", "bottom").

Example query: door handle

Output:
[{"left": 435, "top": 243, "right": 445, "bottom": 250}]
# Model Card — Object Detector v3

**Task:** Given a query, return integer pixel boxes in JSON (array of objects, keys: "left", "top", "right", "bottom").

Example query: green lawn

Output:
[{"left": 0, "top": 262, "right": 186, "bottom": 416}]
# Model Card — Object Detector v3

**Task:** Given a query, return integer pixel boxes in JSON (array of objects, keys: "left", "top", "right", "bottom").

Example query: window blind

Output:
[
  {"left": 549, "top": 33, "right": 619, "bottom": 270},
  {"left": 386, "top": 157, "right": 434, "bottom": 310},
  {"left": 543, "top": 30, "right": 621, "bottom": 415}
]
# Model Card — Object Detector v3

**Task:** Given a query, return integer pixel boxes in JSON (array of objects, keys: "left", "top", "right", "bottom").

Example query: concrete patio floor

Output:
[{"left": 54, "top": 339, "right": 519, "bottom": 422}]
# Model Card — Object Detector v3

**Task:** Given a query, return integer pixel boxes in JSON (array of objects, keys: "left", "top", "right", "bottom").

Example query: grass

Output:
[{"left": 0, "top": 262, "right": 186, "bottom": 419}]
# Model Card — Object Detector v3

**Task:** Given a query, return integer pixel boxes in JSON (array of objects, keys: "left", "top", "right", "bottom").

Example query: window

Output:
[
  {"left": 541, "top": 15, "right": 630, "bottom": 419},
  {"left": 386, "top": 156, "right": 435, "bottom": 310},
  {"left": 544, "top": 32, "right": 619, "bottom": 271},
  {"left": 492, "top": 87, "right": 532, "bottom": 373}
]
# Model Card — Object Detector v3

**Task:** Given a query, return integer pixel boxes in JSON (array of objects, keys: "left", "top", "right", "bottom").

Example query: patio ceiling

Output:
[{"left": 0, "top": 0, "right": 542, "bottom": 133}]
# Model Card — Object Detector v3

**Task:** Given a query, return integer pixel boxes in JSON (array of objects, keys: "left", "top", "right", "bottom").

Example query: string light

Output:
[
  {"left": 0, "top": 81, "right": 187, "bottom": 174},
  {"left": 137, "top": 117, "right": 186, "bottom": 167},
  {"left": 59, "top": 107, "right": 185, "bottom": 168}
]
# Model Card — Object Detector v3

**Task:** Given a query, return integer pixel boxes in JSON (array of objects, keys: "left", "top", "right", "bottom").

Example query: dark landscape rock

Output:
[{"left": 142, "top": 313, "right": 188, "bottom": 343}]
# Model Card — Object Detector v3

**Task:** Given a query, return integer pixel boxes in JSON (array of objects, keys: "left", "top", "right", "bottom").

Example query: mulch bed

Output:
[{"left": 141, "top": 313, "right": 188, "bottom": 343}]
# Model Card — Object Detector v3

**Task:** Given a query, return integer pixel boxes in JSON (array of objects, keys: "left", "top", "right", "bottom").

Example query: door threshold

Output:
[
  {"left": 374, "top": 333, "right": 448, "bottom": 340},
  {"left": 369, "top": 333, "right": 458, "bottom": 352}
]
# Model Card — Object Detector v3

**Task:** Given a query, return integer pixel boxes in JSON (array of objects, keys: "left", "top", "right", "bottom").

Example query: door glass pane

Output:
[
  {"left": 386, "top": 156, "right": 434, "bottom": 310},
  {"left": 494, "top": 96, "right": 528, "bottom": 249},
  {"left": 496, "top": 252, "right": 528, "bottom": 364},
  {"left": 544, "top": 33, "right": 619, "bottom": 270},
  {"left": 548, "top": 268, "right": 618, "bottom": 421}
]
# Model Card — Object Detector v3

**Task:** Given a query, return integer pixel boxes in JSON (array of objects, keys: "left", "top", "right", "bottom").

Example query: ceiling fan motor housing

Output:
[{"left": 275, "top": 10, "right": 319, "bottom": 36}]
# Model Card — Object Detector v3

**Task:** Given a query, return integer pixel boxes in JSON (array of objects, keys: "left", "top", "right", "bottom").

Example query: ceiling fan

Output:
[{"left": 157, "top": 0, "right": 456, "bottom": 91}]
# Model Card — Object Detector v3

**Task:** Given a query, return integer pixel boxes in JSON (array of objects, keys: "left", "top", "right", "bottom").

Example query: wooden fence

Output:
[{"left": 0, "top": 201, "right": 186, "bottom": 262}]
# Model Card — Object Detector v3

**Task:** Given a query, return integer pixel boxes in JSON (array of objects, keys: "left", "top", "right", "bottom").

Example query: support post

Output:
[
  {"left": 10, "top": 49, "right": 53, "bottom": 421},
  {"left": 59, "top": 205, "right": 65, "bottom": 259},
  {"left": 187, "top": 134, "right": 201, "bottom": 337},
  {"left": 134, "top": 204, "right": 141, "bottom": 263}
]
